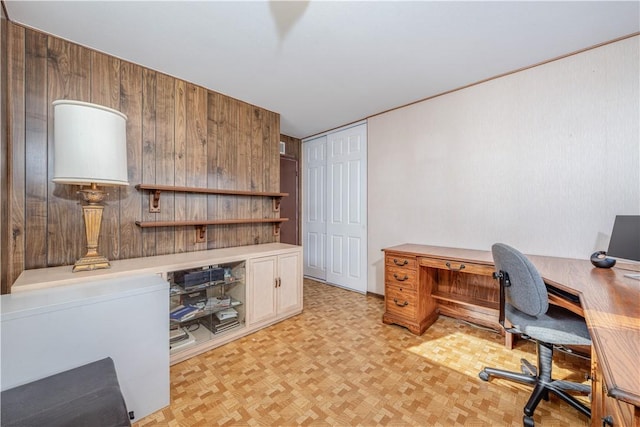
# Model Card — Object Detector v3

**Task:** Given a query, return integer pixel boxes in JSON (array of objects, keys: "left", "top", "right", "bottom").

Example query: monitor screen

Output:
[{"left": 607, "top": 215, "right": 640, "bottom": 262}]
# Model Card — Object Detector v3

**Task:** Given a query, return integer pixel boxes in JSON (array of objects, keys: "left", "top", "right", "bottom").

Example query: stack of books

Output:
[
  {"left": 169, "top": 305, "right": 200, "bottom": 322},
  {"left": 170, "top": 327, "right": 188, "bottom": 344},
  {"left": 205, "top": 308, "right": 239, "bottom": 334},
  {"left": 215, "top": 308, "right": 238, "bottom": 321},
  {"left": 169, "top": 327, "right": 195, "bottom": 351}
]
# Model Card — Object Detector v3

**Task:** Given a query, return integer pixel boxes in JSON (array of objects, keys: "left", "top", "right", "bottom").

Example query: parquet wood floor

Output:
[{"left": 135, "top": 279, "right": 591, "bottom": 426}]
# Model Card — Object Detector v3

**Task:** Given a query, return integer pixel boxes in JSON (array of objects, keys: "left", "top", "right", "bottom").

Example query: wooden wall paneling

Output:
[
  {"left": 224, "top": 97, "right": 240, "bottom": 247},
  {"left": 257, "top": 109, "right": 268, "bottom": 244},
  {"left": 273, "top": 113, "right": 281, "bottom": 241},
  {"left": 280, "top": 134, "right": 301, "bottom": 160},
  {"left": 236, "top": 101, "right": 251, "bottom": 246},
  {"left": 119, "top": 61, "right": 143, "bottom": 260},
  {"left": 264, "top": 110, "right": 279, "bottom": 243},
  {"left": 154, "top": 73, "right": 175, "bottom": 255},
  {"left": 269, "top": 111, "right": 280, "bottom": 193},
  {"left": 214, "top": 93, "right": 227, "bottom": 249},
  {"left": 256, "top": 110, "right": 265, "bottom": 245},
  {"left": 216, "top": 95, "right": 237, "bottom": 248},
  {"left": 90, "top": 50, "right": 121, "bottom": 261},
  {"left": 173, "top": 79, "right": 187, "bottom": 253},
  {"left": 46, "top": 36, "right": 91, "bottom": 267},
  {"left": 4, "top": 25, "right": 283, "bottom": 284},
  {"left": 0, "top": 16, "right": 7, "bottom": 293},
  {"left": 251, "top": 106, "right": 264, "bottom": 244},
  {"left": 263, "top": 110, "right": 274, "bottom": 244},
  {"left": 280, "top": 133, "right": 302, "bottom": 246},
  {"left": 186, "top": 83, "right": 208, "bottom": 251},
  {"left": 24, "top": 30, "right": 47, "bottom": 269},
  {"left": 141, "top": 69, "right": 157, "bottom": 256},
  {"left": 7, "top": 23, "right": 25, "bottom": 288},
  {"left": 206, "top": 92, "right": 219, "bottom": 249},
  {"left": 90, "top": 50, "right": 120, "bottom": 107},
  {"left": 270, "top": 113, "right": 280, "bottom": 193}
]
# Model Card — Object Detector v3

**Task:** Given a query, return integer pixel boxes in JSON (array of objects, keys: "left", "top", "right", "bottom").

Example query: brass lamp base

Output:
[
  {"left": 73, "top": 255, "right": 111, "bottom": 272},
  {"left": 72, "top": 183, "right": 111, "bottom": 273}
]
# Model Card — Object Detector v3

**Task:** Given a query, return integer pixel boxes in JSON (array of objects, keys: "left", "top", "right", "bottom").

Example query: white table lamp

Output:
[{"left": 53, "top": 100, "right": 129, "bottom": 272}]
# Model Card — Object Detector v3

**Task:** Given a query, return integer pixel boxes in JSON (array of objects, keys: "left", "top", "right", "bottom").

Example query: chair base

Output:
[{"left": 478, "top": 341, "right": 590, "bottom": 426}]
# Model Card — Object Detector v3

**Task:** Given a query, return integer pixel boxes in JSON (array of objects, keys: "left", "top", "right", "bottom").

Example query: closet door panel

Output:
[
  {"left": 303, "top": 137, "right": 327, "bottom": 280},
  {"left": 303, "top": 123, "right": 367, "bottom": 293},
  {"left": 325, "top": 124, "right": 367, "bottom": 294}
]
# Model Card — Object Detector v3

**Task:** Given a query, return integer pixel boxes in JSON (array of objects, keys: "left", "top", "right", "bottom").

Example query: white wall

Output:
[{"left": 368, "top": 36, "right": 640, "bottom": 295}]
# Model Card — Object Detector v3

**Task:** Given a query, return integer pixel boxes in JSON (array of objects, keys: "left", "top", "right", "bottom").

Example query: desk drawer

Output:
[
  {"left": 385, "top": 286, "right": 417, "bottom": 320},
  {"left": 385, "top": 266, "right": 417, "bottom": 290},
  {"left": 385, "top": 254, "right": 417, "bottom": 270},
  {"left": 419, "top": 257, "right": 494, "bottom": 276}
]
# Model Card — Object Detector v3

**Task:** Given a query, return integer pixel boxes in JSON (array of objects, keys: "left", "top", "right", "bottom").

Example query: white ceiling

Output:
[{"left": 4, "top": 1, "right": 639, "bottom": 138}]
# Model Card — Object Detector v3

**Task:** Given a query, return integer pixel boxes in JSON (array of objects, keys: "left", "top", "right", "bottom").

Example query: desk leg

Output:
[
  {"left": 505, "top": 332, "right": 514, "bottom": 349},
  {"left": 504, "top": 319, "right": 515, "bottom": 350}
]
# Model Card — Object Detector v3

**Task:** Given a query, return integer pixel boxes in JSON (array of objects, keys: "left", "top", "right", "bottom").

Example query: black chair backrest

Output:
[{"left": 492, "top": 243, "right": 548, "bottom": 317}]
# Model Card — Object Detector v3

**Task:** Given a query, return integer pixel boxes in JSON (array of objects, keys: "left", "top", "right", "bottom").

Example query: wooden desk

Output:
[{"left": 382, "top": 243, "right": 640, "bottom": 427}]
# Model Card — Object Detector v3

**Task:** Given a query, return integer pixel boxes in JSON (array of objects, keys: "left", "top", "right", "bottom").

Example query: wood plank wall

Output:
[
  {"left": 279, "top": 134, "right": 302, "bottom": 245},
  {"left": 2, "top": 22, "right": 282, "bottom": 291},
  {"left": 1, "top": 12, "right": 8, "bottom": 294},
  {"left": 280, "top": 134, "right": 301, "bottom": 161}
]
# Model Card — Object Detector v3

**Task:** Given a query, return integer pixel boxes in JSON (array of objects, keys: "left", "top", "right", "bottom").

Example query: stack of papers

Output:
[{"left": 204, "top": 296, "right": 231, "bottom": 310}]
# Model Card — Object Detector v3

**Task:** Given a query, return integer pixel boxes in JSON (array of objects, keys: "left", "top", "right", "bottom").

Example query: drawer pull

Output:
[
  {"left": 393, "top": 258, "right": 408, "bottom": 266},
  {"left": 445, "top": 262, "right": 466, "bottom": 271},
  {"left": 393, "top": 298, "right": 409, "bottom": 307},
  {"left": 393, "top": 273, "right": 409, "bottom": 281}
]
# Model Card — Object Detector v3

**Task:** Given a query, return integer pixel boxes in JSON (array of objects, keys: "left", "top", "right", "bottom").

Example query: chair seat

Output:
[{"left": 507, "top": 304, "right": 591, "bottom": 346}]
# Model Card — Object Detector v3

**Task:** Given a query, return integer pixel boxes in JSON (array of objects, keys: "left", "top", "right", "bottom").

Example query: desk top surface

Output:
[{"left": 384, "top": 243, "right": 640, "bottom": 407}]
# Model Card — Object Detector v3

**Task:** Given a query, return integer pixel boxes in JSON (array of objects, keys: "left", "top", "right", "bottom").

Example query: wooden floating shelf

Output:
[
  {"left": 135, "top": 184, "right": 289, "bottom": 213},
  {"left": 135, "top": 218, "right": 289, "bottom": 243},
  {"left": 135, "top": 218, "right": 288, "bottom": 228}
]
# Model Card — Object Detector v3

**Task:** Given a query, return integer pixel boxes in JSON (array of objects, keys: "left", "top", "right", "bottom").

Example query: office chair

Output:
[{"left": 478, "top": 243, "right": 591, "bottom": 427}]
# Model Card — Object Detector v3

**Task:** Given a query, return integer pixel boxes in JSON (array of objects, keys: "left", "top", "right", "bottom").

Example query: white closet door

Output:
[
  {"left": 326, "top": 124, "right": 367, "bottom": 294},
  {"left": 303, "top": 136, "right": 327, "bottom": 280}
]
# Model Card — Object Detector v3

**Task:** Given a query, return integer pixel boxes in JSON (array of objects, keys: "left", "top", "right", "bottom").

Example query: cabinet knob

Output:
[
  {"left": 602, "top": 415, "right": 614, "bottom": 426},
  {"left": 393, "top": 273, "right": 409, "bottom": 282}
]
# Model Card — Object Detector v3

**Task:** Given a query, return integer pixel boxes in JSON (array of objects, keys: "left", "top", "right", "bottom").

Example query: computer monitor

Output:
[{"left": 607, "top": 215, "right": 640, "bottom": 262}]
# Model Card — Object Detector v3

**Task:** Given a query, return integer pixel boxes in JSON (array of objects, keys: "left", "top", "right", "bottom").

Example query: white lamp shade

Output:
[{"left": 53, "top": 100, "right": 129, "bottom": 186}]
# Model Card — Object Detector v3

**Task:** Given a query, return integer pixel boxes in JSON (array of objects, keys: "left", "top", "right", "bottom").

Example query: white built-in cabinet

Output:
[
  {"left": 11, "top": 243, "right": 303, "bottom": 369},
  {"left": 247, "top": 251, "right": 302, "bottom": 327}
]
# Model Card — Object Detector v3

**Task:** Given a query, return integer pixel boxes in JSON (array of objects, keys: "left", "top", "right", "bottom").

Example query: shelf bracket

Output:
[
  {"left": 194, "top": 225, "right": 207, "bottom": 243},
  {"left": 149, "top": 190, "right": 161, "bottom": 213},
  {"left": 273, "top": 197, "right": 282, "bottom": 212},
  {"left": 273, "top": 223, "right": 281, "bottom": 236}
]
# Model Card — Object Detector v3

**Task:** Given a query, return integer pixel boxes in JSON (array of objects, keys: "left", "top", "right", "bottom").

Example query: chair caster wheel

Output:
[
  {"left": 478, "top": 371, "right": 489, "bottom": 381},
  {"left": 523, "top": 415, "right": 535, "bottom": 427}
]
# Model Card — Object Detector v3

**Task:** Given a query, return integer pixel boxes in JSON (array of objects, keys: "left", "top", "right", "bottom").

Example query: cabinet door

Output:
[
  {"left": 277, "top": 251, "right": 302, "bottom": 316},
  {"left": 248, "top": 256, "right": 277, "bottom": 326}
]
